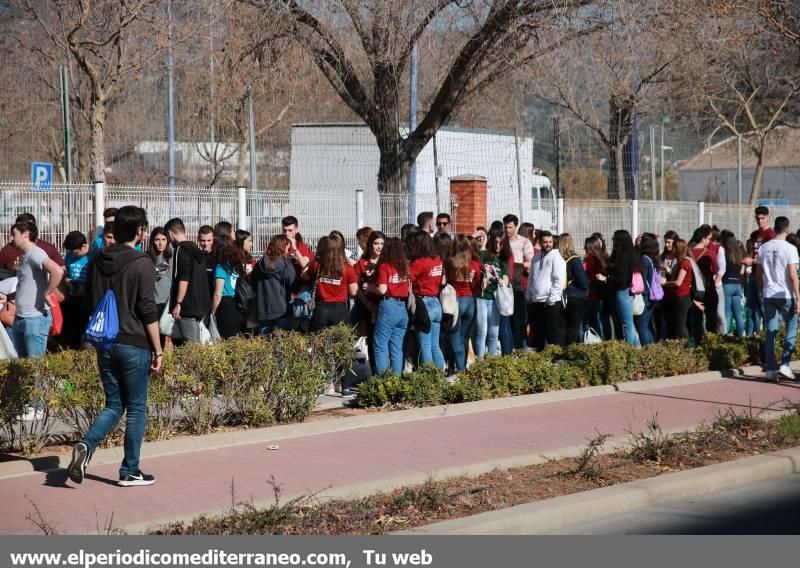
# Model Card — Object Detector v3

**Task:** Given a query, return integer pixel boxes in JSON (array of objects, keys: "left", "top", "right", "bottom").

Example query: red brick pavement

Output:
[{"left": 1, "top": 377, "right": 799, "bottom": 534}]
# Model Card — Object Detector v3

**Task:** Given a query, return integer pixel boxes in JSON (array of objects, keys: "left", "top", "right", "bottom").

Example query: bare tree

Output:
[
  {"left": 241, "top": 0, "right": 599, "bottom": 194},
  {"left": 14, "top": 0, "right": 167, "bottom": 182},
  {"left": 678, "top": 1, "right": 800, "bottom": 221},
  {"left": 529, "top": 0, "right": 690, "bottom": 199}
]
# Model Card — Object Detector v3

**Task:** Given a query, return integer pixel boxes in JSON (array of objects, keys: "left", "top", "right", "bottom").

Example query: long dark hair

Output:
[
  {"left": 609, "top": 229, "right": 640, "bottom": 267},
  {"left": 377, "top": 237, "right": 408, "bottom": 278},
  {"left": 362, "top": 231, "right": 386, "bottom": 261},
  {"left": 235, "top": 229, "right": 253, "bottom": 263},
  {"left": 585, "top": 236, "right": 608, "bottom": 271},
  {"left": 484, "top": 230, "right": 512, "bottom": 264},
  {"left": 434, "top": 232, "right": 453, "bottom": 261},
  {"left": 637, "top": 232, "right": 660, "bottom": 267},
  {"left": 406, "top": 231, "right": 436, "bottom": 261},
  {"left": 214, "top": 234, "right": 244, "bottom": 273},
  {"left": 723, "top": 234, "right": 743, "bottom": 265},
  {"left": 147, "top": 227, "right": 172, "bottom": 264},
  {"left": 316, "top": 236, "right": 345, "bottom": 278}
]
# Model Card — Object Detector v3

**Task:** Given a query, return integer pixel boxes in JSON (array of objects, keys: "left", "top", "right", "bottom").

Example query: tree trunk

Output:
[
  {"left": 607, "top": 93, "right": 634, "bottom": 200},
  {"left": 90, "top": 100, "right": 106, "bottom": 182}
]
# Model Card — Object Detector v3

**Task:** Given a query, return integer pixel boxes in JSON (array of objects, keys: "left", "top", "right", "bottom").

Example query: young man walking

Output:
[
  {"left": 165, "top": 218, "right": 212, "bottom": 345},
  {"left": 756, "top": 216, "right": 800, "bottom": 382},
  {"left": 67, "top": 206, "right": 163, "bottom": 487},
  {"left": 9, "top": 220, "right": 63, "bottom": 358}
]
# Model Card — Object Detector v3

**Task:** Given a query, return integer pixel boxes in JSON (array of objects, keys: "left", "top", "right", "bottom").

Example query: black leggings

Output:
[
  {"left": 216, "top": 296, "right": 245, "bottom": 339},
  {"left": 311, "top": 302, "right": 349, "bottom": 332},
  {"left": 667, "top": 295, "right": 691, "bottom": 339},
  {"left": 563, "top": 297, "right": 585, "bottom": 346}
]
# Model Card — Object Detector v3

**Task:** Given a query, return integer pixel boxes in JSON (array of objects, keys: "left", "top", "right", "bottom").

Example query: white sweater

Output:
[{"left": 526, "top": 249, "right": 567, "bottom": 305}]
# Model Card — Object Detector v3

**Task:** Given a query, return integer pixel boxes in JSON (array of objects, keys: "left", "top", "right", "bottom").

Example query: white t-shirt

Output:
[{"left": 757, "top": 238, "right": 799, "bottom": 300}]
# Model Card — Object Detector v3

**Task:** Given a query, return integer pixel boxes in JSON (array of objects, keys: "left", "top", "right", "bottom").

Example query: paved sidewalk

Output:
[{"left": 1, "top": 375, "right": 799, "bottom": 534}]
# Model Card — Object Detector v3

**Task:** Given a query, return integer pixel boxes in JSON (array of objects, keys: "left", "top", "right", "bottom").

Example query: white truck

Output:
[{"left": 287, "top": 123, "right": 557, "bottom": 241}]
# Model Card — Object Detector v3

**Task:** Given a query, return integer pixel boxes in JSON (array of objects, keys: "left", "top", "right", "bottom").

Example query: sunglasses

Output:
[{"left": 437, "top": 221, "right": 449, "bottom": 227}]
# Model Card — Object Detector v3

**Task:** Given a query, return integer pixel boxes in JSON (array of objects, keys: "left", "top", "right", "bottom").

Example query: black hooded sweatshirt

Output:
[
  {"left": 170, "top": 241, "right": 211, "bottom": 319},
  {"left": 89, "top": 244, "right": 158, "bottom": 350}
]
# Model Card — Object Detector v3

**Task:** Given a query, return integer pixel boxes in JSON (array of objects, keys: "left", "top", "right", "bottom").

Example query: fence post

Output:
[
  {"left": 93, "top": 180, "right": 104, "bottom": 234},
  {"left": 355, "top": 188, "right": 365, "bottom": 229},
  {"left": 697, "top": 201, "right": 705, "bottom": 227},
  {"left": 237, "top": 186, "right": 248, "bottom": 230},
  {"left": 631, "top": 198, "right": 639, "bottom": 237},
  {"left": 557, "top": 196, "right": 564, "bottom": 235}
]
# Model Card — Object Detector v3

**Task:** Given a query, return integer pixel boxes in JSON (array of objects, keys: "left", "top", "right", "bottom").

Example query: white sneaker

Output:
[
  {"left": 765, "top": 370, "right": 779, "bottom": 382},
  {"left": 445, "top": 374, "right": 458, "bottom": 384},
  {"left": 21, "top": 407, "right": 44, "bottom": 421},
  {"left": 779, "top": 365, "right": 795, "bottom": 380}
]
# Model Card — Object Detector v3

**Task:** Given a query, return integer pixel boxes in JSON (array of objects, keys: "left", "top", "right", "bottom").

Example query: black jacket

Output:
[
  {"left": 89, "top": 244, "right": 158, "bottom": 350},
  {"left": 171, "top": 241, "right": 211, "bottom": 319},
  {"left": 253, "top": 256, "right": 296, "bottom": 322}
]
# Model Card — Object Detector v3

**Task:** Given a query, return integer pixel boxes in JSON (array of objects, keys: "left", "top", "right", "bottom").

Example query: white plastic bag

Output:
[
  {"left": 632, "top": 293, "right": 645, "bottom": 316},
  {"left": 494, "top": 282, "right": 515, "bottom": 317},
  {"left": 208, "top": 315, "right": 222, "bottom": 343},
  {"left": 198, "top": 320, "right": 212, "bottom": 345},
  {"left": 0, "top": 322, "right": 18, "bottom": 359},
  {"left": 354, "top": 336, "right": 369, "bottom": 361},
  {"left": 583, "top": 327, "right": 602, "bottom": 345},
  {"left": 440, "top": 284, "right": 459, "bottom": 328},
  {"left": 158, "top": 303, "right": 175, "bottom": 336}
]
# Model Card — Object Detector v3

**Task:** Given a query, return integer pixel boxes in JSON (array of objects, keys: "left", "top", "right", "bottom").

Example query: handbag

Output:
[
  {"left": 632, "top": 292, "right": 645, "bottom": 316},
  {"left": 688, "top": 256, "right": 706, "bottom": 300},
  {"left": 643, "top": 256, "right": 664, "bottom": 302},
  {"left": 234, "top": 273, "right": 256, "bottom": 314},
  {"left": 630, "top": 271, "right": 645, "bottom": 295},
  {"left": 208, "top": 314, "right": 222, "bottom": 342},
  {"left": 494, "top": 281, "right": 514, "bottom": 317},
  {"left": 1, "top": 299, "right": 15, "bottom": 327},
  {"left": 412, "top": 294, "right": 431, "bottom": 333},
  {"left": 583, "top": 327, "right": 602, "bottom": 345}
]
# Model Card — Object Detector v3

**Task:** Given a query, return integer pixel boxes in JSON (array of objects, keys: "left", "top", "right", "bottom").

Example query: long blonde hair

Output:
[{"left": 558, "top": 233, "right": 577, "bottom": 260}]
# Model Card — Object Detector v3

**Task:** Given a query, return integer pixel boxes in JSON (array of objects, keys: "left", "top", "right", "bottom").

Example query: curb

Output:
[
  {"left": 399, "top": 443, "right": 800, "bottom": 535},
  {"left": 0, "top": 363, "right": 775, "bottom": 480}
]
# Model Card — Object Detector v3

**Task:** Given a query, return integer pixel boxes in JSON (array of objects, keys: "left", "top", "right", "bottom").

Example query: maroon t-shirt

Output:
[{"left": 0, "top": 241, "right": 64, "bottom": 271}]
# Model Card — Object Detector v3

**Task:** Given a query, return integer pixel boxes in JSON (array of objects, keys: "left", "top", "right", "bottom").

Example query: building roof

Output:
[{"left": 679, "top": 128, "right": 800, "bottom": 171}]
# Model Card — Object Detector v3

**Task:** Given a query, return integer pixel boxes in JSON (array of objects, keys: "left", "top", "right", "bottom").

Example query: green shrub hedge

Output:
[
  {"left": 0, "top": 325, "right": 355, "bottom": 453},
  {"left": 352, "top": 334, "right": 789, "bottom": 409}
]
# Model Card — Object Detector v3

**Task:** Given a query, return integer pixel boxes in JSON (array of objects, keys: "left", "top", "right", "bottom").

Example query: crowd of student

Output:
[
  {"left": 1, "top": 204, "right": 795, "bottom": 488},
  {"left": 2, "top": 207, "right": 800, "bottom": 381}
]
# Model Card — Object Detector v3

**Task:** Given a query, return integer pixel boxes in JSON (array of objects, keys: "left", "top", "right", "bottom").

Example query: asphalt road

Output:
[{"left": 551, "top": 472, "right": 800, "bottom": 534}]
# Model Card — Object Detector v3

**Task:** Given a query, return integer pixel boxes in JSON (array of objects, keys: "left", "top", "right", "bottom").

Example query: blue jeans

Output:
[
  {"left": 416, "top": 296, "right": 445, "bottom": 369},
  {"left": 745, "top": 275, "right": 763, "bottom": 335},
  {"left": 763, "top": 298, "right": 798, "bottom": 372},
  {"left": 635, "top": 298, "right": 656, "bottom": 345},
  {"left": 82, "top": 344, "right": 151, "bottom": 477},
  {"left": 11, "top": 312, "right": 52, "bottom": 358},
  {"left": 449, "top": 297, "right": 475, "bottom": 371},
  {"left": 615, "top": 288, "right": 640, "bottom": 347},
  {"left": 373, "top": 298, "right": 409, "bottom": 375},
  {"left": 475, "top": 298, "right": 501, "bottom": 357},
  {"left": 723, "top": 282, "right": 745, "bottom": 338}
]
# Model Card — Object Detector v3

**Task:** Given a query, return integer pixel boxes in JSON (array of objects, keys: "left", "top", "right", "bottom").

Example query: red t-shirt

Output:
[
  {"left": 377, "top": 263, "right": 409, "bottom": 299},
  {"left": 354, "top": 258, "right": 377, "bottom": 282},
  {"left": 450, "top": 259, "right": 481, "bottom": 297},
  {"left": 670, "top": 258, "right": 693, "bottom": 298},
  {"left": 0, "top": 241, "right": 65, "bottom": 271},
  {"left": 754, "top": 228, "right": 776, "bottom": 258},
  {"left": 308, "top": 262, "right": 356, "bottom": 303},
  {"left": 410, "top": 256, "right": 443, "bottom": 296}
]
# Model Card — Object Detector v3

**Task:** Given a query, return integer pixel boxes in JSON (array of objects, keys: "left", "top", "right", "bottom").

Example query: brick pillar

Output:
[{"left": 450, "top": 174, "right": 488, "bottom": 235}]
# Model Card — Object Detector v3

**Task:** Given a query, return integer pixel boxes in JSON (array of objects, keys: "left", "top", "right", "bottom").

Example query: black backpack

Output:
[{"left": 235, "top": 274, "right": 256, "bottom": 314}]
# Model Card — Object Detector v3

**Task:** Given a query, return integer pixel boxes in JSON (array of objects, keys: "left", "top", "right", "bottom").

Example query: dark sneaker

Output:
[
  {"left": 118, "top": 471, "right": 156, "bottom": 487},
  {"left": 67, "top": 442, "right": 90, "bottom": 484}
]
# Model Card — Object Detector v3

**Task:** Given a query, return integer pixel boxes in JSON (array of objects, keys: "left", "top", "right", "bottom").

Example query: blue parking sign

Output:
[{"left": 31, "top": 162, "right": 53, "bottom": 191}]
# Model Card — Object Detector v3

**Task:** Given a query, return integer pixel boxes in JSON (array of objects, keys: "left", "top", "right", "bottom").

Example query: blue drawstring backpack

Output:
[{"left": 85, "top": 289, "right": 120, "bottom": 350}]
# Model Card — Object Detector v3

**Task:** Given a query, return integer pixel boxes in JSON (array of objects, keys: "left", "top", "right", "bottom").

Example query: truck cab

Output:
[{"left": 529, "top": 169, "right": 557, "bottom": 231}]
